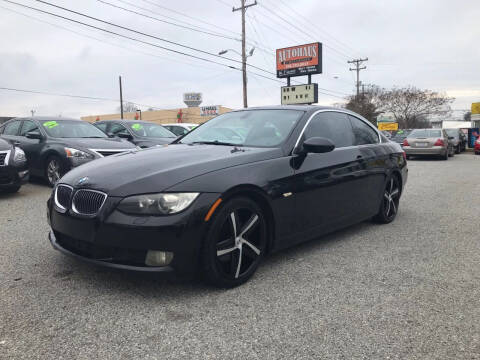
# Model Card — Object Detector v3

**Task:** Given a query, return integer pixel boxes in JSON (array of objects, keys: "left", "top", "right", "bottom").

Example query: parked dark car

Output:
[
  {"left": 445, "top": 128, "right": 467, "bottom": 153},
  {"left": 0, "top": 137, "right": 29, "bottom": 193},
  {"left": 94, "top": 120, "right": 177, "bottom": 148},
  {"left": 47, "top": 106, "right": 408, "bottom": 287},
  {"left": 0, "top": 117, "right": 136, "bottom": 187}
]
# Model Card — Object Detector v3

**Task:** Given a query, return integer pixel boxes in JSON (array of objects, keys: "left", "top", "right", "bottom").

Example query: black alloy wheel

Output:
[
  {"left": 202, "top": 197, "right": 267, "bottom": 288},
  {"left": 45, "top": 155, "right": 64, "bottom": 187},
  {"left": 373, "top": 175, "right": 400, "bottom": 224}
]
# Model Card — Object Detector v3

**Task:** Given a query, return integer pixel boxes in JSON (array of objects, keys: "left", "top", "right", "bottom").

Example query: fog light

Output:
[{"left": 145, "top": 250, "right": 173, "bottom": 266}]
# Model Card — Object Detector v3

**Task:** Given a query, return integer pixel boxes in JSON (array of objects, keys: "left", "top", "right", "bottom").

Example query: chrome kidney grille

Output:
[
  {"left": 72, "top": 189, "right": 107, "bottom": 216},
  {"left": 0, "top": 150, "right": 10, "bottom": 166},
  {"left": 54, "top": 185, "right": 107, "bottom": 216},
  {"left": 54, "top": 184, "right": 73, "bottom": 211}
]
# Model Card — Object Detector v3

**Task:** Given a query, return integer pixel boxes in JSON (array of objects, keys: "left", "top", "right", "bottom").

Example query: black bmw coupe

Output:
[{"left": 47, "top": 106, "right": 408, "bottom": 287}]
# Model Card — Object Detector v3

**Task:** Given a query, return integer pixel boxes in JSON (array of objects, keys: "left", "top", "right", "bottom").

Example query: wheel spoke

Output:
[
  {"left": 390, "top": 199, "right": 397, "bottom": 214},
  {"left": 230, "top": 212, "right": 238, "bottom": 238},
  {"left": 242, "top": 239, "right": 260, "bottom": 255},
  {"left": 390, "top": 178, "right": 394, "bottom": 192},
  {"left": 391, "top": 188, "right": 399, "bottom": 198},
  {"left": 385, "top": 198, "right": 391, "bottom": 216},
  {"left": 239, "top": 214, "right": 259, "bottom": 237},
  {"left": 384, "top": 192, "right": 389, "bottom": 200},
  {"left": 235, "top": 248, "right": 242, "bottom": 278}
]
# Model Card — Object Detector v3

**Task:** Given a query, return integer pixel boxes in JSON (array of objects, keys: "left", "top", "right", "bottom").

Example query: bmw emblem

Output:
[{"left": 76, "top": 176, "right": 89, "bottom": 186}]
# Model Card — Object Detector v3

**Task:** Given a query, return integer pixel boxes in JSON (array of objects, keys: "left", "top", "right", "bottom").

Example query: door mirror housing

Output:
[
  {"left": 116, "top": 132, "right": 133, "bottom": 140},
  {"left": 302, "top": 137, "right": 335, "bottom": 154},
  {"left": 25, "top": 131, "right": 42, "bottom": 140}
]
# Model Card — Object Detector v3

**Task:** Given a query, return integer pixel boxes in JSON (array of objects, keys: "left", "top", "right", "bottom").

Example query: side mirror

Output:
[
  {"left": 106, "top": 132, "right": 115, "bottom": 138},
  {"left": 302, "top": 137, "right": 335, "bottom": 154},
  {"left": 26, "top": 131, "right": 42, "bottom": 140},
  {"left": 116, "top": 133, "right": 133, "bottom": 140}
]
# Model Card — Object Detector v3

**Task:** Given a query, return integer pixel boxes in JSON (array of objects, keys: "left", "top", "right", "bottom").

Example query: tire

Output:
[
  {"left": 443, "top": 150, "right": 448, "bottom": 160},
  {"left": 448, "top": 147, "right": 454, "bottom": 157},
  {"left": 455, "top": 145, "right": 461, "bottom": 154},
  {"left": 45, "top": 155, "right": 66, "bottom": 187},
  {"left": 201, "top": 197, "right": 268, "bottom": 288},
  {"left": 373, "top": 175, "right": 401, "bottom": 224}
]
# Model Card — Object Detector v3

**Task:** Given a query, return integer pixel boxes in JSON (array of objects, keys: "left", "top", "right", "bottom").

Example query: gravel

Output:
[{"left": 1, "top": 154, "right": 479, "bottom": 359}]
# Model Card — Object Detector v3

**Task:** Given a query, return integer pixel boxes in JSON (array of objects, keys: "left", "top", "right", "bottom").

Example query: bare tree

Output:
[
  {"left": 117, "top": 102, "right": 137, "bottom": 113},
  {"left": 379, "top": 86, "right": 454, "bottom": 129},
  {"left": 344, "top": 85, "right": 385, "bottom": 125}
]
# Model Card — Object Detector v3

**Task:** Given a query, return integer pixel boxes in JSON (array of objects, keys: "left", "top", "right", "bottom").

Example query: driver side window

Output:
[
  {"left": 109, "top": 123, "right": 129, "bottom": 136},
  {"left": 20, "top": 120, "right": 40, "bottom": 136},
  {"left": 303, "top": 112, "right": 354, "bottom": 148}
]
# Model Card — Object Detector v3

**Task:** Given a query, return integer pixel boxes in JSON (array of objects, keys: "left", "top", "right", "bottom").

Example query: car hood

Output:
[
  {"left": 60, "top": 144, "right": 283, "bottom": 196},
  {"left": 52, "top": 137, "right": 135, "bottom": 150},
  {"left": 136, "top": 137, "right": 175, "bottom": 147},
  {"left": 0, "top": 138, "right": 12, "bottom": 151}
]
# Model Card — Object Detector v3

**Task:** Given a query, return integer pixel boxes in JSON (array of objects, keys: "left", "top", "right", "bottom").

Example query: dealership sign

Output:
[
  {"left": 200, "top": 105, "right": 220, "bottom": 116},
  {"left": 281, "top": 84, "right": 318, "bottom": 105},
  {"left": 276, "top": 42, "right": 322, "bottom": 78}
]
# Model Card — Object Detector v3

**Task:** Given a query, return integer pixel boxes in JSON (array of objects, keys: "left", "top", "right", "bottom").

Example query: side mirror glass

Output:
[
  {"left": 25, "top": 131, "right": 42, "bottom": 140},
  {"left": 302, "top": 137, "right": 335, "bottom": 154}
]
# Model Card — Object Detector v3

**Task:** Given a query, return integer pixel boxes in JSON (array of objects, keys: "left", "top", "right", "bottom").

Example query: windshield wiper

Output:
[
  {"left": 80, "top": 136, "right": 106, "bottom": 138},
  {"left": 191, "top": 141, "right": 242, "bottom": 146}
]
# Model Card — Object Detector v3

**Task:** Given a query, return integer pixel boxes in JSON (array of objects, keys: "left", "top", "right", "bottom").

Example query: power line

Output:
[{"left": 31, "top": 0, "right": 276, "bottom": 76}]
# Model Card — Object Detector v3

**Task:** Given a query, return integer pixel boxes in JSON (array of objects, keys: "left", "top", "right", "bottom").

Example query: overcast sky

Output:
[{"left": 0, "top": 0, "right": 479, "bottom": 119}]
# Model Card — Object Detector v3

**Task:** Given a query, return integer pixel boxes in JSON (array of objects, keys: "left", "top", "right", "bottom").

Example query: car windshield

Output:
[
  {"left": 128, "top": 123, "right": 176, "bottom": 138},
  {"left": 41, "top": 120, "right": 107, "bottom": 138},
  {"left": 409, "top": 129, "right": 442, "bottom": 138},
  {"left": 178, "top": 109, "right": 303, "bottom": 147}
]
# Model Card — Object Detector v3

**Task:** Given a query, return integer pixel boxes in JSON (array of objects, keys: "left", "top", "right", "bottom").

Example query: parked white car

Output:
[{"left": 163, "top": 123, "right": 198, "bottom": 136}]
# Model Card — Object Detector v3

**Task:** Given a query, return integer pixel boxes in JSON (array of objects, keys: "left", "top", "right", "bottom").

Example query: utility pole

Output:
[
  {"left": 348, "top": 58, "right": 368, "bottom": 98},
  {"left": 233, "top": 0, "right": 257, "bottom": 108},
  {"left": 119, "top": 75, "right": 124, "bottom": 119},
  {"left": 30, "top": 110, "right": 35, "bottom": 117}
]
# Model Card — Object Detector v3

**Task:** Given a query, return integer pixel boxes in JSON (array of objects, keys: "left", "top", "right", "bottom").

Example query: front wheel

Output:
[
  {"left": 373, "top": 175, "right": 401, "bottom": 224},
  {"left": 45, "top": 155, "right": 66, "bottom": 187},
  {"left": 201, "top": 197, "right": 267, "bottom": 288}
]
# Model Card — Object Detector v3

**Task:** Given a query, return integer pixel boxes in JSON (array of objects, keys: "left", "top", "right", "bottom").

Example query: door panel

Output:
[{"left": 18, "top": 120, "right": 44, "bottom": 174}]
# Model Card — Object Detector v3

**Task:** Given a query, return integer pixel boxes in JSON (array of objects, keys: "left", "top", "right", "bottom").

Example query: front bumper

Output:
[
  {"left": 404, "top": 146, "right": 446, "bottom": 156},
  {"left": 0, "top": 163, "right": 29, "bottom": 189},
  {"left": 47, "top": 192, "right": 220, "bottom": 274}
]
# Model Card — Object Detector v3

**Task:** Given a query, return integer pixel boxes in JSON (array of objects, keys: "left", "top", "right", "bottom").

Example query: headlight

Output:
[
  {"left": 13, "top": 147, "right": 27, "bottom": 164},
  {"left": 64, "top": 147, "right": 94, "bottom": 159},
  {"left": 117, "top": 193, "right": 199, "bottom": 215}
]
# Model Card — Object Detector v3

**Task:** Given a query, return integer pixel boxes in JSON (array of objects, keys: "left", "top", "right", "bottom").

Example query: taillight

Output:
[
  {"left": 402, "top": 139, "right": 409, "bottom": 146},
  {"left": 434, "top": 139, "right": 444, "bottom": 146}
]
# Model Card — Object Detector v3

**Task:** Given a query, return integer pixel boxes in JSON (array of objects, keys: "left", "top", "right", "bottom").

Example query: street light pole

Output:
[{"left": 233, "top": 0, "right": 257, "bottom": 108}]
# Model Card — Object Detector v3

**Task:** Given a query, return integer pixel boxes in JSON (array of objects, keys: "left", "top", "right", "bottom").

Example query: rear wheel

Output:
[
  {"left": 373, "top": 175, "right": 401, "bottom": 224},
  {"left": 455, "top": 145, "right": 461, "bottom": 154},
  {"left": 442, "top": 150, "right": 448, "bottom": 160},
  {"left": 201, "top": 197, "right": 267, "bottom": 288}
]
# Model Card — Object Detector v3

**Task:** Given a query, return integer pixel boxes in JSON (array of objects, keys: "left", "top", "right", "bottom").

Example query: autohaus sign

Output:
[{"left": 276, "top": 42, "right": 322, "bottom": 78}]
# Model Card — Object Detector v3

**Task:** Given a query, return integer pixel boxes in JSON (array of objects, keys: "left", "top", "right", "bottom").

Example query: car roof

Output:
[
  {"left": 96, "top": 119, "right": 160, "bottom": 124},
  {"left": 10, "top": 116, "right": 81, "bottom": 122}
]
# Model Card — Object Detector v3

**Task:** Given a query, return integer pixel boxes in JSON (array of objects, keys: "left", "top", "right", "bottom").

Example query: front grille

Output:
[
  {"left": 72, "top": 189, "right": 107, "bottom": 215},
  {"left": 55, "top": 185, "right": 73, "bottom": 210},
  {"left": 0, "top": 151, "right": 9, "bottom": 166}
]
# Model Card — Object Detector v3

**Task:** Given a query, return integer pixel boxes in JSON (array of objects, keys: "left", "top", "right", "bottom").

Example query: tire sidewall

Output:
[{"left": 201, "top": 197, "right": 267, "bottom": 288}]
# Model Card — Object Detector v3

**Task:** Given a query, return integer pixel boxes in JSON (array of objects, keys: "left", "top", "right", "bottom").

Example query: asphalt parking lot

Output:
[{"left": 1, "top": 153, "right": 479, "bottom": 359}]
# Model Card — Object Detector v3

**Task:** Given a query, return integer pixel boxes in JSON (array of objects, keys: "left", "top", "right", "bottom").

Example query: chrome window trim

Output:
[
  {"left": 88, "top": 149, "right": 133, "bottom": 157},
  {"left": 71, "top": 189, "right": 108, "bottom": 216},
  {"left": 292, "top": 109, "right": 381, "bottom": 152},
  {"left": 54, "top": 184, "right": 73, "bottom": 212},
  {"left": 0, "top": 150, "right": 11, "bottom": 166}
]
